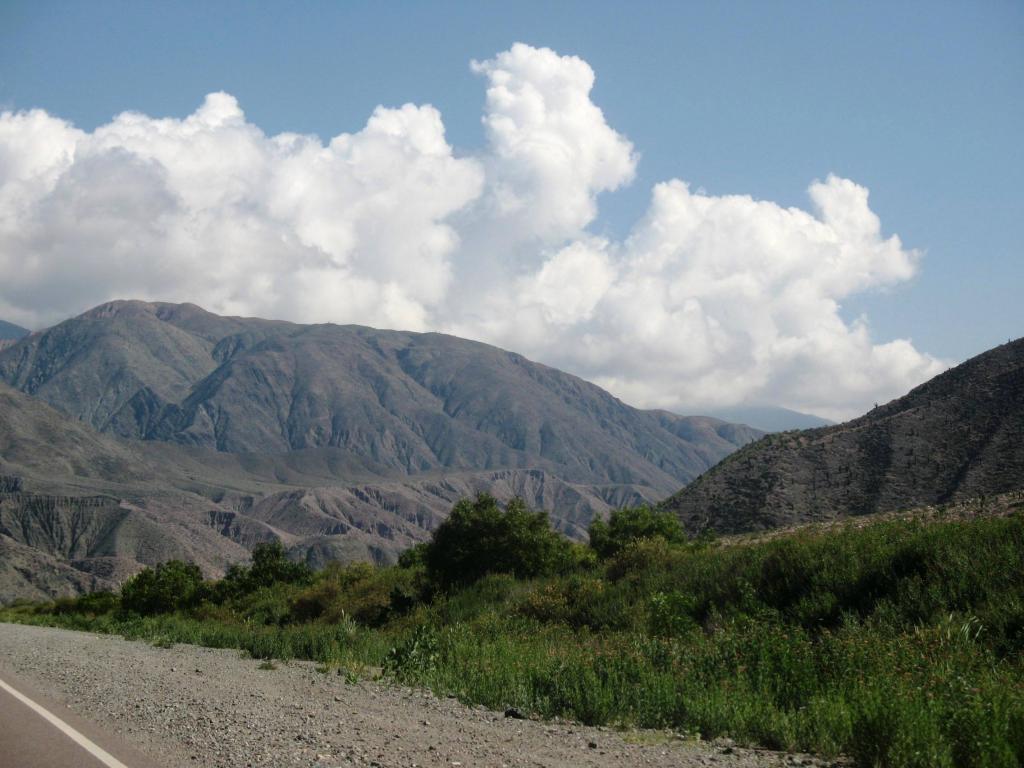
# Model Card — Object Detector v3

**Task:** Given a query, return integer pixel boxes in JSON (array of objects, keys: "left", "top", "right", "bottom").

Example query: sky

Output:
[{"left": 0, "top": 1, "right": 1020, "bottom": 420}]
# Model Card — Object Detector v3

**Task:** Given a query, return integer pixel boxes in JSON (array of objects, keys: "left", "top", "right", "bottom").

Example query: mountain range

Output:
[
  {"left": 0, "top": 301, "right": 759, "bottom": 489},
  {"left": 0, "top": 301, "right": 762, "bottom": 600},
  {"left": 663, "top": 337, "right": 1024, "bottom": 533},
  {"left": 5, "top": 300, "right": 1020, "bottom": 602}
]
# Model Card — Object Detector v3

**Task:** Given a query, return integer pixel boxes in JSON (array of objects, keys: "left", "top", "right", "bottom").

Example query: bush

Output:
[
  {"left": 233, "top": 584, "right": 297, "bottom": 626},
  {"left": 52, "top": 591, "right": 118, "bottom": 616},
  {"left": 291, "top": 562, "right": 424, "bottom": 627},
  {"left": 120, "top": 561, "right": 205, "bottom": 616},
  {"left": 218, "top": 541, "right": 312, "bottom": 599},
  {"left": 588, "top": 505, "right": 686, "bottom": 558},
  {"left": 425, "top": 494, "right": 571, "bottom": 588},
  {"left": 397, "top": 542, "right": 429, "bottom": 569}
]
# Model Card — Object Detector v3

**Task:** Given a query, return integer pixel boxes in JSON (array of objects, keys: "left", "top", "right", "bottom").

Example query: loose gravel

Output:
[{"left": 0, "top": 623, "right": 847, "bottom": 768}]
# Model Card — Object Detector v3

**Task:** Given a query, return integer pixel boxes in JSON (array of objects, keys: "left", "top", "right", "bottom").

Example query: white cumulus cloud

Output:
[{"left": 0, "top": 43, "right": 945, "bottom": 419}]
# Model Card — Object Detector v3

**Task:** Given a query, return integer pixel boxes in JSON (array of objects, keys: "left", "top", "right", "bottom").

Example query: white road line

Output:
[{"left": 0, "top": 676, "right": 131, "bottom": 768}]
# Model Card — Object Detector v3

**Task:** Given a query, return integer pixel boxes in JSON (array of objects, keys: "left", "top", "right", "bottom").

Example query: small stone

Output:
[
  {"left": 504, "top": 707, "right": 525, "bottom": 720},
  {"left": 588, "top": 741, "right": 598, "bottom": 749}
]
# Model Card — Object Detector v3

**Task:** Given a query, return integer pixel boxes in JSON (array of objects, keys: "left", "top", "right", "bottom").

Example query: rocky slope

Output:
[
  {"left": 0, "top": 301, "right": 761, "bottom": 493},
  {"left": 0, "top": 380, "right": 662, "bottom": 600},
  {"left": 664, "top": 337, "right": 1024, "bottom": 533}
]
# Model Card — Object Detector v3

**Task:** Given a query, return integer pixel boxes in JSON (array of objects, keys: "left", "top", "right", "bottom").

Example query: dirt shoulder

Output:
[{"left": 0, "top": 623, "right": 843, "bottom": 768}]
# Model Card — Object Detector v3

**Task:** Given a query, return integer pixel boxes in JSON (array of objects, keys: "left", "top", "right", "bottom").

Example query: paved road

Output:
[{"left": 0, "top": 668, "right": 154, "bottom": 768}]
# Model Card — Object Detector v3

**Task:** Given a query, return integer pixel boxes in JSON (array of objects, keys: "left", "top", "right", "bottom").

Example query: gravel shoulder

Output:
[{"left": 0, "top": 623, "right": 843, "bottom": 768}]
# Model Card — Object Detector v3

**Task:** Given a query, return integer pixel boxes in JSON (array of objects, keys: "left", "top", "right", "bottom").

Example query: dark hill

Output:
[
  {"left": 662, "top": 338, "right": 1024, "bottom": 534},
  {"left": 0, "top": 301, "right": 761, "bottom": 495}
]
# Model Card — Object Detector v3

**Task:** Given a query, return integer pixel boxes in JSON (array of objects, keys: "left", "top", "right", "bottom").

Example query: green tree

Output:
[
  {"left": 249, "top": 541, "right": 311, "bottom": 588},
  {"left": 120, "top": 560, "right": 205, "bottom": 615},
  {"left": 425, "top": 494, "right": 570, "bottom": 588},
  {"left": 218, "top": 541, "right": 312, "bottom": 600},
  {"left": 397, "top": 542, "right": 429, "bottom": 569},
  {"left": 588, "top": 505, "right": 686, "bottom": 559}
]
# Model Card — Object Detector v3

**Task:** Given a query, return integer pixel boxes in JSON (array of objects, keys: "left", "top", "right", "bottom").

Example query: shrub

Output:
[
  {"left": 648, "top": 590, "right": 700, "bottom": 637},
  {"left": 52, "top": 591, "right": 118, "bottom": 616},
  {"left": 291, "top": 561, "right": 423, "bottom": 627},
  {"left": 397, "top": 542, "right": 429, "bottom": 569},
  {"left": 588, "top": 505, "right": 686, "bottom": 558},
  {"left": 425, "top": 494, "right": 571, "bottom": 588},
  {"left": 518, "top": 575, "right": 637, "bottom": 630},
  {"left": 120, "top": 561, "right": 205, "bottom": 616},
  {"left": 218, "top": 541, "right": 312, "bottom": 599},
  {"left": 233, "top": 584, "right": 297, "bottom": 626},
  {"left": 6, "top": 500, "right": 1024, "bottom": 768}
]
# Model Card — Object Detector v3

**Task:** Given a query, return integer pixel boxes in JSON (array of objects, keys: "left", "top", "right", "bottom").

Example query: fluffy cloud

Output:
[
  {"left": 470, "top": 43, "right": 636, "bottom": 244},
  {"left": 555, "top": 177, "right": 945, "bottom": 420},
  {"left": 0, "top": 44, "right": 945, "bottom": 419},
  {"left": 0, "top": 93, "right": 483, "bottom": 331}
]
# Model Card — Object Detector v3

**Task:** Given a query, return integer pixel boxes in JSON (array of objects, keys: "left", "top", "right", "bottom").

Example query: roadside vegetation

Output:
[{"left": 3, "top": 494, "right": 1023, "bottom": 767}]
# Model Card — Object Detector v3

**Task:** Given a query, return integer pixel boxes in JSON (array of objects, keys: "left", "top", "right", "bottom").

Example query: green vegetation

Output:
[
  {"left": 4, "top": 495, "right": 1023, "bottom": 767},
  {"left": 425, "top": 495, "right": 574, "bottom": 587},
  {"left": 587, "top": 505, "right": 687, "bottom": 558},
  {"left": 120, "top": 559, "right": 205, "bottom": 615}
]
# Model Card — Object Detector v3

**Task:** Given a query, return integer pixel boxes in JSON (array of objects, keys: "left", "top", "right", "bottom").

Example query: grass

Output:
[{"left": 4, "top": 507, "right": 1023, "bottom": 768}]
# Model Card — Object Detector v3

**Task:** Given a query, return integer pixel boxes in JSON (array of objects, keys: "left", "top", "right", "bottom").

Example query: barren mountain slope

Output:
[
  {"left": 0, "top": 379, "right": 670, "bottom": 596},
  {"left": 0, "top": 301, "right": 762, "bottom": 495},
  {"left": 0, "top": 381, "right": 663, "bottom": 599},
  {"left": 663, "top": 337, "right": 1024, "bottom": 533},
  {"left": 0, "top": 381, "right": 252, "bottom": 599},
  {"left": 0, "top": 379, "right": 155, "bottom": 490}
]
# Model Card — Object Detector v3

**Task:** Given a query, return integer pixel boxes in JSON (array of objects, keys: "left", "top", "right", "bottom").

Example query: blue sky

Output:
[{"left": 0, "top": 1, "right": 1020, "bottom": 417}]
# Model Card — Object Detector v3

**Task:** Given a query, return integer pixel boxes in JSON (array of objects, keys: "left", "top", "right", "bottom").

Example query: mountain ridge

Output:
[
  {"left": 662, "top": 337, "right": 1024, "bottom": 533},
  {"left": 0, "top": 300, "right": 762, "bottom": 494}
]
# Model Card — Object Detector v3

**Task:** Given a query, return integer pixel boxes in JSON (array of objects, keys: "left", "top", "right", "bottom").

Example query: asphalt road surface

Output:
[{"left": 0, "top": 668, "right": 155, "bottom": 768}]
